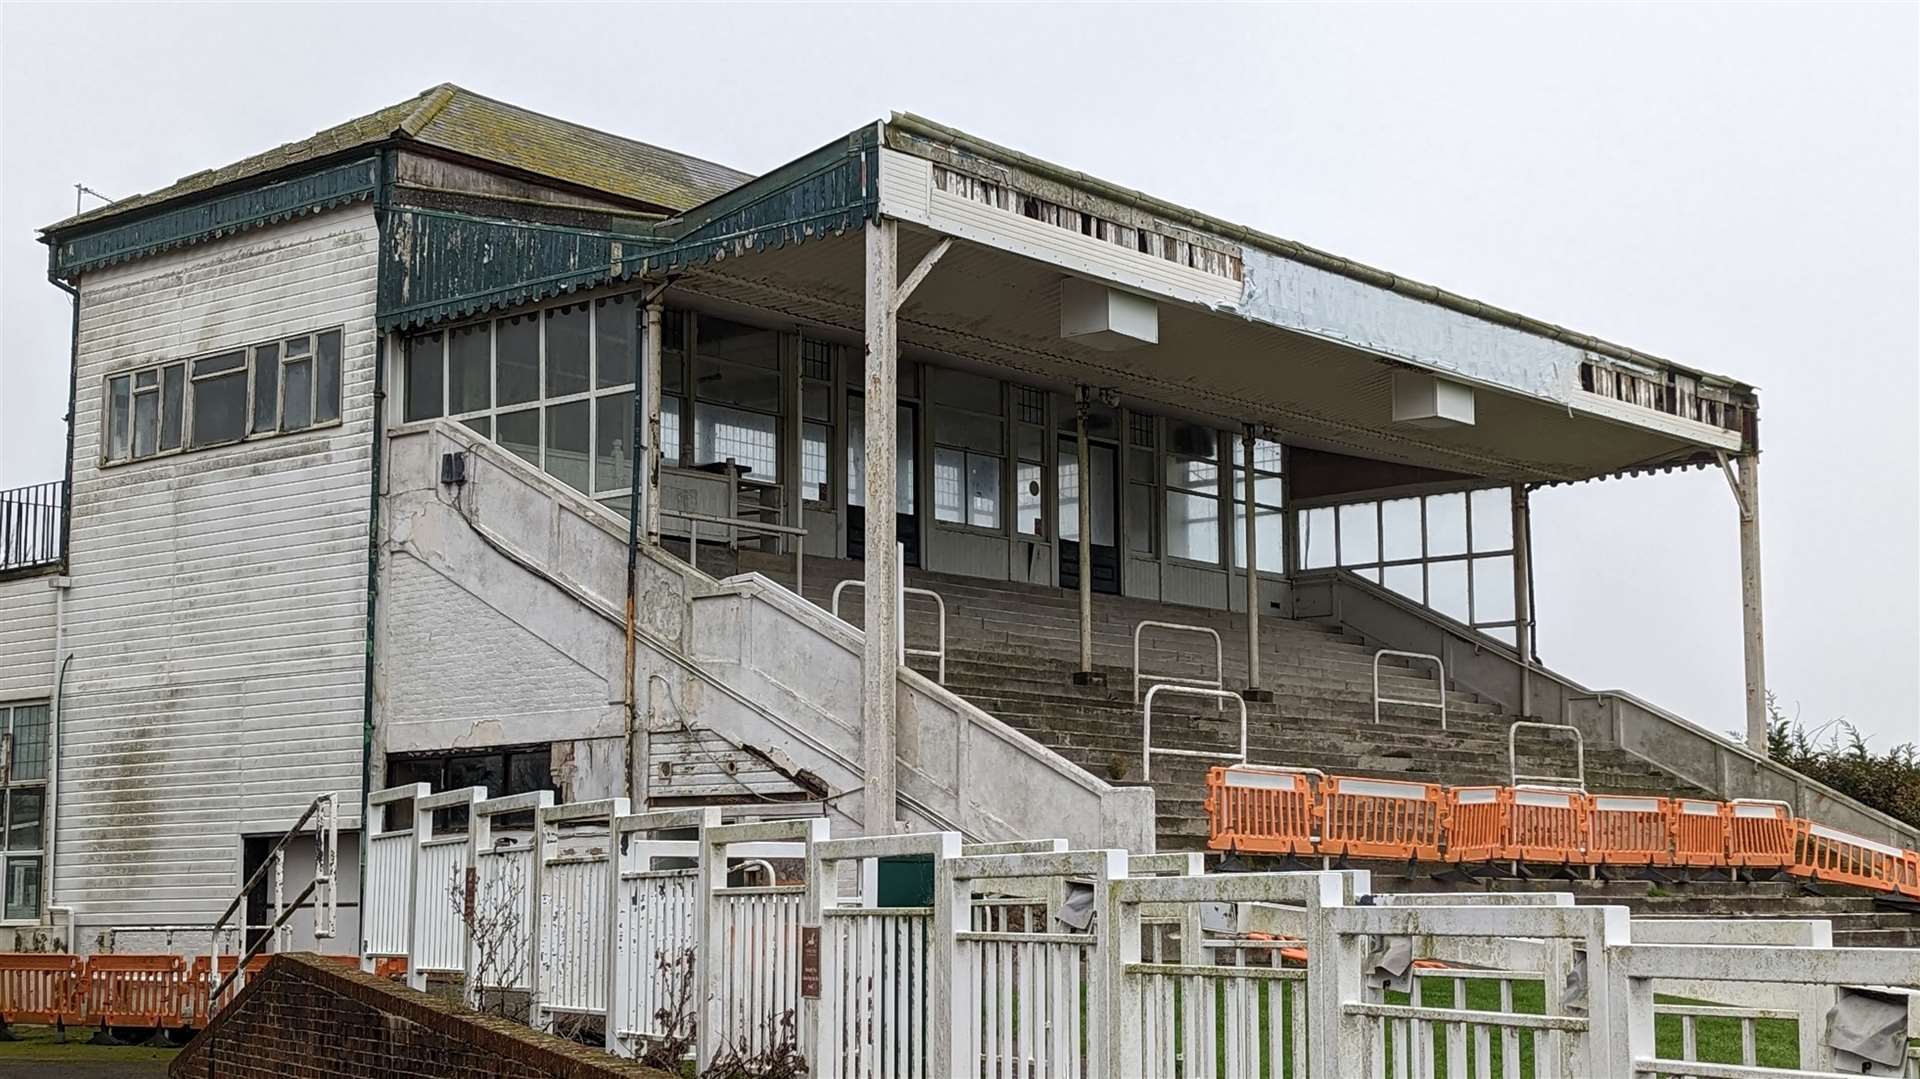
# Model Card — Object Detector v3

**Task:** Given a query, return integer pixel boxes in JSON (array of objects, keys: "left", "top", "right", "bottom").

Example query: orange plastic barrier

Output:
[
  {"left": 1670, "top": 799, "right": 1729, "bottom": 867},
  {"left": 1205, "top": 764, "right": 1320, "bottom": 855},
  {"left": 1587, "top": 795, "right": 1674, "bottom": 867},
  {"left": 1901, "top": 852, "right": 1920, "bottom": 901},
  {"left": 1791, "top": 820, "right": 1902, "bottom": 893},
  {"left": 1725, "top": 800, "right": 1795, "bottom": 868},
  {"left": 0, "top": 954, "right": 84, "bottom": 1025},
  {"left": 1319, "top": 776, "right": 1445, "bottom": 862},
  {"left": 1443, "top": 787, "right": 1506, "bottom": 863},
  {"left": 82, "top": 954, "right": 186, "bottom": 1029},
  {"left": 1504, "top": 787, "right": 1587, "bottom": 864}
]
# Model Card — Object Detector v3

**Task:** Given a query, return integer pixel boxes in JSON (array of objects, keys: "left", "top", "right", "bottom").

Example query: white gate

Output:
[
  {"left": 362, "top": 784, "right": 424, "bottom": 963},
  {"left": 412, "top": 786, "right": 488, "bottom": 988},
  {"left": 810, "top": 831, "right": 963, "bottom": 1079},
  {"left": 698, "top": 817, "right": 828, "bottom": 1070},
  {"left": 466, "top": 790, "right": 555, "bottom": 1003},
  {"left": 938, "top": 847, "right": 1127, "bottom": 1079},
  {"left": 536, "top": 798, "right": 629, "bottom": 1025},
  {"left": 606, "top": 806, "right": 719, "bottom": 1059},
  {"left": 1326, "top": 901, "right": 1628, "bottom": 1078}
]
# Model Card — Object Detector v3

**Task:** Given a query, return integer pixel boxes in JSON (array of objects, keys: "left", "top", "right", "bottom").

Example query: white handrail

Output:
[
  {"left": 207, "top": 792, "right": 338, "bottom": 1001},
  {"left": 1141, "top": 683, "right": 1248, "bottom": 781},
  {"left": 830, "top": 578, "right": 948, "bottom": 684},
  {"left": 1132, "top": 619, "right": 1225, "bottom": 712},
  {"left": 1372, "top": 648, "right": 1447, "bottom": 730},
  {"left": 1509, "top": 719, "right": 1587, "bottom": 791},
  {"left": 667, "top": 508, "right": 807, "bottom": 596}
]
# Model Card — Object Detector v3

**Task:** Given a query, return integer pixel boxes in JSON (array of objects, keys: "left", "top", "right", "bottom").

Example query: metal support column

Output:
[
  {"left": 1241, "top": 427, "right": 1272, "bottom": 701},
  {"left": 861, "top": 218, "right": 901, "bottom": 835},
  {"left": 1511, "top": 484, "right": 1534, "bottom": 717},
  {"left": 1730, "top": 452, "right": 1767, "bottom": 751},
  {"left": 1071, "top": 387, "right": 1098, "bottom": 685}
]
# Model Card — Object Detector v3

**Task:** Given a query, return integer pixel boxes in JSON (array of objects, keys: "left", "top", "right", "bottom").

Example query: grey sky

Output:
[{"left": 2, "top": 3, "right": 1913, "bottom": 748}]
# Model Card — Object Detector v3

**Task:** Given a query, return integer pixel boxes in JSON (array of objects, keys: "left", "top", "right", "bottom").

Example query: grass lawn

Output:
[{"left": 0, "top": 1023, "right": 181, "bottom": 1074}]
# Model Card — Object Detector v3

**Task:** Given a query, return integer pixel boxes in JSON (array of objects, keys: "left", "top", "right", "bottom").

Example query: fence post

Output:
[{"left": 406, "top": 795, "right": 432, "bottom": 991}]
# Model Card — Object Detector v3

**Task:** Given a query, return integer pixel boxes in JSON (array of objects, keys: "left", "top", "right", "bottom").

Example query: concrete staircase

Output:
[
  {"left": 731, "top": 549, "right": 1920, "bottom": 946},
  {"left": 737, "top": 552, "right": 1704, "bottom": 851}
]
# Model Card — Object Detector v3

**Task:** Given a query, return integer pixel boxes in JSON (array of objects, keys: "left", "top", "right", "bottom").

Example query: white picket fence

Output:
[{"left": 362, "top": 784, "right": 1920, "bottom": 1077}]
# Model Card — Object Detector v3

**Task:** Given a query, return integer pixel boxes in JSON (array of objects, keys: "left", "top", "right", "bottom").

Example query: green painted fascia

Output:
[
  {"left": 377, "top": 126, "right": 879, "bottom": 332},
  {"left": 47, "top": 157, "right": 381, "bottom": 277}
]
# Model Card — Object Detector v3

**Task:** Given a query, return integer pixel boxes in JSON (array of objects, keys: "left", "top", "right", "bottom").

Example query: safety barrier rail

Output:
[
  {"left": 1131, "top": 619, "right": 1224, "bottom": 709},
  {"left": 1509, "top": 719, "right": 1586, "bottom": 790},
  {"left": 0, "top": 480, "right": 64, "bottom": 573},
  {"left": 1204, "top": 763, "right": 1920, "bottom": 900},
  {"left": 1141, "top": 683, "right": 1247, "bottom": 781},
  {"left": 0, "top": 953, "right": 371, "bottom": 1036},
  {"left": 670, "top": 508, "right": 808, "bottom": 597},
  {"left": 830, "top": 561, "right": 947, "bottom": 684},
  {"left": 1372, "top": 648, "right": 1447, "bottom": 730}
]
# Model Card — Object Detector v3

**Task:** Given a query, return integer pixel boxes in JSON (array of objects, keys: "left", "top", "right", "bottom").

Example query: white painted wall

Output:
[
  {"left": 0, "top": 573, "right": 58, "bottom": 704},
  {"left": 56, "top": 207, "right": 377, "bottom": 930}
]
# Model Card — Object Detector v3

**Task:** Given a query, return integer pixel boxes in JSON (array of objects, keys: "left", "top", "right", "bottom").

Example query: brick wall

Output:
[{"left": 170, "top": 954, "right": 671, "bottom": 1079}]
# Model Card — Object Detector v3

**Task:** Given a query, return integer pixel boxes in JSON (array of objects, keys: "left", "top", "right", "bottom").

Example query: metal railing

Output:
[
  {"left": 1141, "top": 683, "right": 1247, "bottom": 781},
  {"left": 831, "top": 575, "right": 948, "bottom": 684},
  {"left": 1, "top": 481, "right": 64, "bottom": 573},
  {"left": 1372, "top": 648, "right": 1447, "bottom": 729},
  {"left": 666, "top": 508, "right": 808, "bottom": 596},
  {"left": 1132, "top": 619, "right": 1224, "bottom": 712},
  {"left": 1509, "top": 719, "right": 1587, "bottom": 791},
  {"left": 205, "top": 793, "right": 338, "bottom": 1001}
]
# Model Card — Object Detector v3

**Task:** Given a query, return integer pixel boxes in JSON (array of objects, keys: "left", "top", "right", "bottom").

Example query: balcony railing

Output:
[{"left": 1, "top": 481, "right": 66, "bottom": 574}]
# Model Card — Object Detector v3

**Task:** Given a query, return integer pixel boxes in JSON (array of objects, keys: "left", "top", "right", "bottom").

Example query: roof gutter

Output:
[{"left": 887, "top": 112, "right": 1753, "bottom": 394}]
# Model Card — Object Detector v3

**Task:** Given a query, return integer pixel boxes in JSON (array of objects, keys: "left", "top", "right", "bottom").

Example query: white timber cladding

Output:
[
  {"left": 59, "top": 207, "right": 377, "bottom": 926},
  {"left": 0, "top": 576, "right": 57, "bottom": 703}
]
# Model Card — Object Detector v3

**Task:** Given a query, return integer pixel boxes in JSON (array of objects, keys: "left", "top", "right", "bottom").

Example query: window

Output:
[
  {"left": 401, "top": 298, "right": 648, "bottom": 511},
  {"left": 1014, "top": 409, "right": 1046, "bottom": 538},
  {"left": 1165, "top": 422, "right": 1221, "bottom": 564},
  {"left": 385, "top": 744, "right": 556, "bottom": 829},
  {"left": 103, "top": 329, "right": 343, "bottom": 464},
  {"left": 1, "top": 703, "right": 49, "bottom": 922},
  {"left": 800, "top": 339, "right": 838, "bottom": 504},
  {"left": 929, "top": 368, "right": 1004, "bottom": 530},
  {"left": 1232, "top": 437, "right": 1285, "bottom": 572},
  {"left": 693, "top": 315, "right": 781, "bottom": 481},
  {"left": 1125, "top": 413, "right": 1156, "bottom": 555},
  {"left": 1295, "top": 486, "right": 1521, "bottom": 644}
]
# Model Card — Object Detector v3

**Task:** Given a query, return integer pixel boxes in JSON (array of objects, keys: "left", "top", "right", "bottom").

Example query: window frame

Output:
[
  {"left": 0, "top": 702, "right": 50, "bottom": 925},
  {"left": 100, "top": 327, "right": 345, "bottom": 467},
  {"left": 1231, "top": 437, "right": 1286, "bottom": 574},
  {"left": 1162, "top": 423, "right": 1225, "bottom": 569},
  {"left": 1293, "top": 486, "right": 1520, "bottom": 643},
  {"left": 400, "top": 299, "right": 644, "bottom": 507}
]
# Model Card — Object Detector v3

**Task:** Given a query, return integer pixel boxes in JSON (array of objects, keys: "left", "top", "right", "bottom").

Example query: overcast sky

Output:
[{"left": 2, "top": 3, "right": 1914, "bottom": 748}]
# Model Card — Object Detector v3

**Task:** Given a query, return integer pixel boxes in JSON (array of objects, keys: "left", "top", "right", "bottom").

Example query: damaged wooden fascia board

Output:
[{"left": 886, "top": 112, "right": 1756, "bottom": 400}]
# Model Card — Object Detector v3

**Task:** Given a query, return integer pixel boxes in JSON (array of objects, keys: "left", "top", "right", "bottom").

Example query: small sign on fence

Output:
[{"left": 799, "top": 925, "right": 821, "bottom": 999}]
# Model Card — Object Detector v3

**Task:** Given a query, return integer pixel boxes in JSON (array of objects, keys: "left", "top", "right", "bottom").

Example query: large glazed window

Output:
[
  {"left": 930, "top": 367, "right": 1004, "bottom": 530},
  {"left": 102, "top": 328, "right": 343, "bottom": 464},
  {"left": 403, "top": 295, "right": 654, "bottom": 512},
  {"left": 1232, "top": 437, "right": 1285, "bottom": 573},
  {"left": 0, "top": 702, "right": 48, "bottom": 923},
  {"left": 1295, "top": 487, "right": 1520, "bottom": 644}
]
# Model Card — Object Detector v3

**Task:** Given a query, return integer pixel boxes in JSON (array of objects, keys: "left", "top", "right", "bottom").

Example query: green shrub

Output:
[{"left": 1767, "top": 694, "right": 1920, "bottom": 828}]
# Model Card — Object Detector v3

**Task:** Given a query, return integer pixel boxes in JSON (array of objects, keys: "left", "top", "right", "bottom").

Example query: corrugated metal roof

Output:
[{"left": 44, "top": 84, "right": 751, "bottom": 234}]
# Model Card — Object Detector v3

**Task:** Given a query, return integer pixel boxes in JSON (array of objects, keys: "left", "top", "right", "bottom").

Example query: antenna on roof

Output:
[{"left": 74, "top": 183, "right": 114, "bottom": 214}]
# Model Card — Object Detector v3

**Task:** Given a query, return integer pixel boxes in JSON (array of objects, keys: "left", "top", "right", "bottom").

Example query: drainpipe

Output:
[
  {"left": 45, "top": 275, "right": 78, "bottom": 936},
  {"left": 359, "top": 149, "right": 396, "bottom": 918}
]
